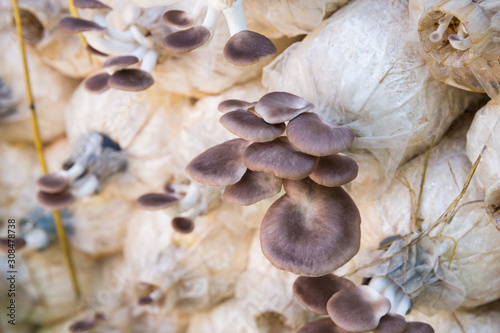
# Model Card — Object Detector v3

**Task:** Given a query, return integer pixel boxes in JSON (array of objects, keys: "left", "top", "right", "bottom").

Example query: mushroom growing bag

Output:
[{"left": 262, "top": 0, "right": 481, "bottom": 185}]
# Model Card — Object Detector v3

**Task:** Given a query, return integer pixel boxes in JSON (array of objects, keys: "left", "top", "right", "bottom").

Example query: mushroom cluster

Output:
[
  {"left": 135, "top": 181, "right": 221, "bottom": 233},
  {"left": 185, "top": 91, "right": 361, "bottom": 276},
  {"left": 293, "top": 274, "right": 434, "bottom": 333},
  {"left": 59, "top": 0, "right": 159, "bottom": 92},
  {"left": 36, "top": 131, "right": 127, "bottom": 210},
  {"left": 162, "top": 0, "right": 277, "bottom": 65}
]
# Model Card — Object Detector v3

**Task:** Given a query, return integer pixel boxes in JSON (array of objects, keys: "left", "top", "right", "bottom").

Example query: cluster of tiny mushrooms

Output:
[
  {"left": 12, "top": 0, "right": 440, "bottom": 331},
  {"left": 428, "top": 12, "right": 471, "bottom": 51},
  {"left": 58, "top": 0, "right": 277, "bottom": 93}
]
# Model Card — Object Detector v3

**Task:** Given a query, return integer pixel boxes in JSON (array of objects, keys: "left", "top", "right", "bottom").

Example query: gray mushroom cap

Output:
[
  {"left": 293, "top": 274, "right": 355, "bottom": 315},
  {"left": 162, "top": 10, "right": 194, "bottom": 29},
  {"left": 287, "top": 113, "right": 355, "bottom": 156},
  {"left": 243, "top": 137, "right": 318, "bottom": 180},
  {"left": 59, "top": 17, "right": 105, "bottom": 33},
  {"left": 309, "top": 154, "right": 358, "bottom": 187},
  {"left": 186, "top": 138, "right": 250, "bottom": 186},
  {"left": 327, "top": 285, "right": 391, "bottom": 332},
  {"left": 74, "top": 0, "right": 111, "bottom": 9},
  {"left": 171, "top": 217, "right": 195, "bottom": 234},
  {"left": 220, "top": 109, "right": 286, "bottom": 142},
  {"left": 37, "top": 173, "right": 70, "bottom": 193},
  {"left": 223, "top": 170, "right": 282, "bottom": 206},
  {"left": 260, "top": 177, "right": 361, "bottom": 276},
  {"left": 162, "top": 26, "right": 210, "bottom": 53},
  {"left": 0, "top": 237, "right": 26, "bottom": 251},
  {"left": 37, "top": 191, "right": 76, "bottom": 210},
  {"left": 223, "top": 30, "right": 277, "bottom": 66},
  {"left": 108, "top": 69, "right": 154, "bottom": 92},
  {"left": 373, "top": 314, "right": 407, "bottom": 333},
  {"left": 254, "top": 92, "right": 315, "bottom": 124},
  {"left": 136, "top": 193, "right": 181, "bottom": 210},
  {"left": 404, "top": 322, "right": 435, "bottom": 333},
  {"left": 297, "top": 318, "right": 350, "bottom": 333},
  {"left": 84, "top": 73, "right": 110, "bottom": 94},
  {"left": 218, "top": 99, "right": 256, "bottom": 113},
  {"left": 86, "top": 45, "right": 108, "bottom": 57},
  {"left": 102, "top": 56, "right": 139, "bottom": 69}
]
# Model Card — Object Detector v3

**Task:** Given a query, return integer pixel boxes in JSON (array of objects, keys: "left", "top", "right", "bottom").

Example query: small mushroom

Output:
[
  {"left": 171, "top": 216, "right": 195, "bottom": 234},
  {"left": 86, "top": 44, "right": 108, "bottom": 57},
  {"left": 219, "top": 109, "right": 286, "bottom": 142},
  {"left": 162, "top": 10, "right": 194, "bottom": 29},
  {"left": 297, "top": 317, "right": 349, "bottom": 333},
  {"left": 223, "top": 170, "right": 282, "bottom": 206},
  {"left": 286, "top": 113, "right": 355, "bottom": 156},
  {"left": 84, "top": 73, "right": 111, "bottom": 94},
  {"left": 69, "top": 318, "right": 95, "bottom": 332},
  {"left": 108, "top": 69, "right": 154, "bottom": 91},
  {"left": 74, "top": 0, "right": 111, "bottom": 9},
  {"left": 327, "top": 285, "right": 391, "bottom": 332},
  {"left": 309, "top": 154, "right": 358, "bottom": 187},
  {"left": 37, "top": 190, "right": 77, "bottom": 210},
  {"left": 218, "top": 99, "right": 256, "bottom": 113},
  {"left": 223, "top": 30, "right": 277, "bottom": 66},
  {"left": 260, "top": 177, "right": 361, "bottom": 276},
  {"left": 102, "top": 55, "right": 139, "bottom": 73},
  {"left": 403, "top": 322, "right": 435, "bottom": 333},
  {"left": 373, "top": 314, "right": 407, "bottom": 333},
  {"left": 0, "top": 238, "right": 27, "bottom": 251},
  {"left": 293, "top": 274, "right": 355, "bottom": 315},
  {"left": 58, "top": 17, "right": 105, "bottom": 33},
  {"left": 37, "top": 173, "right": 70, "bottom": 193},
  {"left": 136, "top": 193, "right": 181, "bottom": 210},
  {"left": 254, "top": 92, "right": 315, "bottom": 124},
  {"left": 243, "top": 137, "right": 318, "bottom": 180},
  {"left": 186, "top": 138, "right": 250, "bottom": 186}
]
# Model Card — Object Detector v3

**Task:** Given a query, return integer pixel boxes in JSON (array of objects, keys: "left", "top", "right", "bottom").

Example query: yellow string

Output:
[
  {"left": 67, "top": 0, "right": 93, "bottom": 64},
  {"left": 11, "top": 0, "right": 81, "bottom": 298}
]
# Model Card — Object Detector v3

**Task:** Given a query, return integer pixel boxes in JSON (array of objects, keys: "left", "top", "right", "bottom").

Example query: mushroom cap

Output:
[
  {"left": 138, "top": 296, "right": 153, "bottom": 305},
  {"left": 86, "top": 44, "right": 108, "bottom": 57},
  {"left": 297, "top": 318, "right": 350, "bottom": 333},
  {"left": 327, "top": 285, "right": 391, "bottom": 332},
  {"left": 309, "top": 154, "right": 358, "bottom": 187},
  {"left": 162, "top": 26, "right": 210, "bottom": 53},
  {"left": 260, "top": 177, "right": 361, "bottom": 276},
  {"left": 136, "top": 193, "right": 181, "bottom": 210},
  {"left": 59, "top": 17, "right": 105, "bottom": 33},
  {"left": 186, "top": 138, "right": 250, "bottom": 186},
  {"left": 171, "top": 217, "right": 195, "bottom": 234},
  {"left": 218, "top": 99, "right": 256, "bottom": 113},
  {"left": 74, "top": 0, "right": 111, "bottom": 9},
  {"left": 223, "top": 30, "right": 277, "bottom": 66},
  {"left": 0, "top": 237, "right": 26, "bottom": 251},
  {"left": 286, "top": 113, "right": 355, "bottom": 156},
  {"left": 69, "top": 319, "right": 96, "bottom": 332},
  {"left": 220, "top": 109, "right": 286, "bottom": 142},
  {"left": 162, "top": 10, "right": 194, "bottom": 29},
  {"left": 37, "top": 191, "right": 77, "bottom": 210},
  {"left": 373, "top": 314, "right": 407, "bottom": 333},
  {"left": 254, "top": 92, "right": 315, "bottom": 124},
  {"left": 84, "top": 73, "right": 111, "bottom": 94},
  {"left": 404, "top": 322, "right": 435, "bottom": 333},
  {"left": 293, "top": 274, "right": 356, "bottom": 315},
  {"left": 37, "top": 173, "right": 70, "bottom": 193},
  {"left": 108, "top": 69, "right": 154, "bottom": 92},
  {"left": 223, "top": 170, "right": 282, "bottom": 206},
  {"left": 102, "top": 55, "right": 139, "bottom": 69},
  {"left": 243, "top": 137, "right": 318, "bottom": 180}
]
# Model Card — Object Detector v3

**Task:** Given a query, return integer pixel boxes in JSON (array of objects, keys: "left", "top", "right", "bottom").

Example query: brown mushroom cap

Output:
[
  {"left": 108, "top": 69, "right": 154, "bottom": 92},
  {"left": 162, "top": 10, "right": 194, "bottom": 29},
  {"left": 327, "top": 285, "right": 391, "bottom": 332},
  {"left": 37, "top": 191, "right": 76, "bottom": 210},
  {"left": 171, "top": 217, "right": 195, "bottom": 234},
  {"left": 297, "top": 318, "right": 350, "bottom": 333},
  {"left": 254, "top": 92, "right": 315, "bottom": 124},
  {"left": 260, "top": 177, "right": 361, "bottom": 276},
  {"left": 223, "top": 170, "right": 282, "bottom": 206},
  {"left": 84, "top": 73, "right": 110, "bottom": 94},
  {"left": 220, "top": 109, "right": 286, "bottom": 142},
  {"left": 162, "top": 26, "right": 210, "bottom": 53},
  {"left": 218, "top": 99, "right": 256, "bottom": 113},
  {"left": 74, "top": 0, "right": 111, "bottom": 9},
  {"left": 293, "top": 274, "right": 356, "bottom": 315},
  {"left": 373, "top": 314, "right": 407, "bottom": 333},
  {"left": 86, "top": 44, "right": 108, "bottom": 57},
  {"left": 309, "top": 154, "right": 358, "bottom": 187},
  {"left": 138, "top": 296, "right": 153, "bottom": 305},
  {"left": 102, "top": 55, "right": 139, "bottom": 69},
  {"left": 69, "top": 318, "right": 96, "bottom": 332},
  {"left": 136, "top": 193, "right": 181, "bottom": 210},
  {"left": 59, "top": 17, "right": 105, "bottom": 33},
  {"left": 287, "top": 113, "right": 355, "bottom": 156},
  {"left": 186, "top": 138, "right": 250, "bottom": 186},
  {"left": 37, "top": 173, "right": 70, "bottom": 193},
  {"left": 403, "top": 322, "right": 435, "bottom": 333},
  {"left": 223, "top": 30, "right": 277, "bottom": 66},
  {"left": 243, "top": 137, "right": 318, "bottom": 180},
  {"left": 0, "top": 237, "right": 26, "bottom": 251}
]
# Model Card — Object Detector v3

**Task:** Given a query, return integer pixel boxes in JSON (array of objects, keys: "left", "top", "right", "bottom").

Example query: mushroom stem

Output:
[
  {"left": 457, "top": 22, "right": 467, "bottom": 38},
  {"left": 84, "top": 31, "right": 138, "bottom": 56},
  {"left": 430, "top": 13, "right": 453, "bottom": 42},
  {"left": 381, "top": 281, "right": 399, "bottom": 311},
  {"left": 202, "top": 5, "right": 221, "bottom": 38},
  {"left": 140, "top": 49, "right": 158, "bottom": 73},
  {"left": 394, "top": 289, "right": 411, "bottom": 316},
  {"left": 368, "top": 276, "right": 392, "bottom": 293},
  {"left": 130, "top": 25, "right": 154, "bottom": 48},
  {"left": 64, "top": 162, "right": 86, "bottom": 180},
  {"left": 24, "top": 228, "right": 50, "bottom": 250},
  {"left": 179, "top": 194, "right": 207, "bottom": 221},
  {"left": 92, "top": 13, "right": 136, "bottom": 43},
  {"left": 177, "top": 182, "right": 201, "bottom": 211},
  {"left": 149, "top": 289, "right": 163, "bottom": 302},
  {"left": 222, "top": 0, "right": 247, "bottom": 36},
  {"left": 448, "top": 34, "right": 472, "bottom": 50},
  {"left": 123, "top": 3, "right": 143, "bottom": 27},
  {"left": 130, "top": 45, "right": 149, "bottom": 60},
  {"left": 73, "top": 174, "right": 100, "bottom": 197}
]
